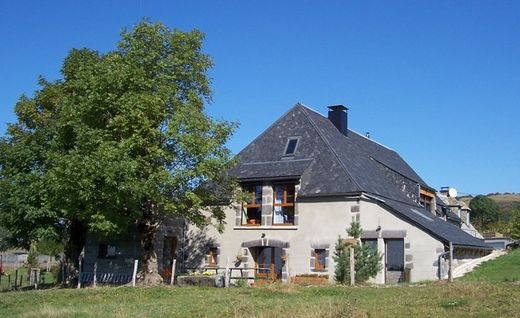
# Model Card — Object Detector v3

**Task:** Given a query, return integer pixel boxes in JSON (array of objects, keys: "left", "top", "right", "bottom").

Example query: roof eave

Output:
[{"left": 374, "top": 199, "right": 490, "bottom": 251}]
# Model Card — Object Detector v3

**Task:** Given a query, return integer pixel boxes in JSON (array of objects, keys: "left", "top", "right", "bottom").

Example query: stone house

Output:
[
  {"left": 84, "top": 103, "right": 490, "bottom": 284},
  {"left": 190, "top": 103, "right": 490, "bottom": 284}
]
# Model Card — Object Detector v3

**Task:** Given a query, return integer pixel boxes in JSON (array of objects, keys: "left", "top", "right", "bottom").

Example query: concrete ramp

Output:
[{"left": 451, "top": 250, "right": 507, "bottom": 279}]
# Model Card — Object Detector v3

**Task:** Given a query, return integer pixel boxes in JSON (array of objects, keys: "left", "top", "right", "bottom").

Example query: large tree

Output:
[
  {"left": 469, "top": 195, "right": 501, "bottom": 231},
  {"left": 0, "top": 21, "right": 237, "bottom": 285},
  {"left": 0, "top": 226, "right": 10, "bottom": 252}
]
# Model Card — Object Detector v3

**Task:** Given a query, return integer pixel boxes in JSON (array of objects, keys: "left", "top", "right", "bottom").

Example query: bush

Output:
[
  {"left": 334, "top": 221, "right": 382, "bottom": 284},
  {"left": 26, "top": 247, "right": 39, "bottom": 268}
]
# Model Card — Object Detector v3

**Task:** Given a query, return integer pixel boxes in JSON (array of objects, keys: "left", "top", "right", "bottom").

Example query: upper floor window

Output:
[
  {"left": 283, "top": 137, "right": 299, "bottom": 156},
  {"left": 273, "top": 184, "right": 295, "bottom": 225},
  {"left": 419, "top": 188, "right": 435, "bottom": 213},
  {"left": 242, "top": 184, "right": 262, "bottom": 225}
]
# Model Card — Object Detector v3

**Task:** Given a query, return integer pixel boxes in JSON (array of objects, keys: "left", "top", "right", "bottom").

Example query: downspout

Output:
[
  {"left": 437, "top": 242, "right": 454, "bottom": 281},
  {"left": 437, "top": 251, "right": 449, "bottom": 280}
]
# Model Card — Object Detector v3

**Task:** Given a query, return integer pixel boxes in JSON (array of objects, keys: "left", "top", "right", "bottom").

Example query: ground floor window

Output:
[
  {"left": 98, "top": 244, "right": 116, "bottom": 258},
  {"left": 314, "top": 249, "right": 327, "bottom": 271},
  {"left": 207, "top": 247, "right": 218, "bottom": 267},
  {"left": 361, "top": 239, "right": 378, "bottom": 252}
]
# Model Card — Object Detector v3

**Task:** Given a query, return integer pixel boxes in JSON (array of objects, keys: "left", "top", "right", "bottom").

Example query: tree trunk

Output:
[
  {"left": 137, "top": 202, "right": 163, "bottom": 286},
  {"left": 63, "top": 219, "right": 86, "bottom": 287}
]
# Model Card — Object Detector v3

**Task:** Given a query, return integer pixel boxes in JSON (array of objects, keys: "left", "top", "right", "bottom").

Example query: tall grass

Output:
[{"left": 461, "top": 249, "right": 520, "bottom": 282}]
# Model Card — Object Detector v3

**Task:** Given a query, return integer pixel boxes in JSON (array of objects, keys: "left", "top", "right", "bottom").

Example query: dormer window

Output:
[
  {"left": 419, "top": 188, "right": 435, "bottom": 214},
  {"left": 283, "top": 137, "right": 299, "bottom": 156}
]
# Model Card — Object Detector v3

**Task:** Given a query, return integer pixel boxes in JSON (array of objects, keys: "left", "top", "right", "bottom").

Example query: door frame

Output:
[{"left": 384, "top": 238, "right": 404, "bottom": 283}]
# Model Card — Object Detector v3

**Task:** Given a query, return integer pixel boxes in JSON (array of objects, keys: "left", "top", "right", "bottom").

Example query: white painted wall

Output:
[
  {"left": 191, "top": 195, "right": 445, "bottom": 284},
  {"left": 357, "top": 199, "right": 444, "bottom": 283}
]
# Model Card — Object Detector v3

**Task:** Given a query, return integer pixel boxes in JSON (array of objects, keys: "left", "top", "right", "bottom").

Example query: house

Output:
[
  {"left": 482, "top": 232, "right": 514, "bottom": 250},
  {"left": 84, "top": 103, "right": 491, "bottom": 284},
  {"left": 437, "top": 187, "right": 483, "bottom": 239},
  {"left": 190, "top": 103, "right": 491, "bottom": 284}
]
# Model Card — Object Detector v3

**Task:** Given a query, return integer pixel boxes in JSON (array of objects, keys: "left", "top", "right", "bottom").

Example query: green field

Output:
[
  {"left": 0, "top": 268, "right": 56, "bottom": 290},
  {"left": 461, "top": 248, "right": 520, "bottom": 282},
  {"left": 0, "top": 251, "right": 519, "bottom": 317}
]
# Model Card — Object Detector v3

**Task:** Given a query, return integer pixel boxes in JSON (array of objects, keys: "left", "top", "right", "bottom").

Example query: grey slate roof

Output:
[
  {"left": 230, "top": 103, "right": 489, "bottom": 249},
  {"left": 381, "top": 198, "right": 488, "bottom": 248},
  {"left": 436, "top": 196, "right": 463, "bottom": 224}
]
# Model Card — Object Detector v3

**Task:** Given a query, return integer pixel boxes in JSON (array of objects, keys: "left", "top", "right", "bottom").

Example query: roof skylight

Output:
[
  {"left": 284, "top": 138, "right": 299, "bottom": 156},
  {"left": 410, "top": 208, "right": 433, "bottom": 221}
]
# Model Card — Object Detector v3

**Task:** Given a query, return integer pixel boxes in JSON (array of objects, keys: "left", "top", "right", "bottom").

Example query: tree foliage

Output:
[
  {"left": 334, "top": 221, "right": 382, "bottom": 284},
  {"left": 510, "top": 209, "right": 520, "bottom": 241},
  {"left": 0, "top": 226, "right": 10, "bottom": 252},
  {"left": 0, "top": 21, "right": 237, "bottom": 285},
  {"left": 469, "top": 195, "right": 501, "bottom": 230}
]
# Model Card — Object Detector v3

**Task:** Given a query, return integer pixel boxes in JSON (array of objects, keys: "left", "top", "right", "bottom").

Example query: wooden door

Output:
[
  {"left": 255, "top": 247, "right": 282, "bottom": 281},
  {"left": 385, "top": 239, "right": 404, "bottom": 283},
  {"left": 162, "top": 236, "right": 177, "bottom": 280}
]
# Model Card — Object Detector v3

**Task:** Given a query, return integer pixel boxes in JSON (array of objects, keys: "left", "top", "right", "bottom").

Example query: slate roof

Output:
[
  {"left": 436, "top": 195, "right": 463, "bottom": 224},
  {"left": 230, "top": 103, "right": 489, "bottom": 249},
  {"left": 381, "top": 198, "right": 488, "bottom": 248}
]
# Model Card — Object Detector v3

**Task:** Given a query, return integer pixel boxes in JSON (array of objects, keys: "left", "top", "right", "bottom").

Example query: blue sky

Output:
[{"left": 1, "top": 1, "right": 519, "bottom": 195}]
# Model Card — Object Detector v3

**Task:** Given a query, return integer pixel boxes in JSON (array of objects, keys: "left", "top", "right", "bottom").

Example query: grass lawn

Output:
[
  {"left": 1, "top": 251, "right": 519, "bottom": 317},
  {"left": 1, "top": 282, "right": 520, "bottom": 317},
  {"left": 0, "top": 268, "right": 56, "bottom": 290},
  {"left": 461, "top": 248, "right": 520, "bottom": 282}
]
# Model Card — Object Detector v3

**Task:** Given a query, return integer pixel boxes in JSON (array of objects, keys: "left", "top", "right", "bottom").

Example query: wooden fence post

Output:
[
  {"left": 349, "top": 247, "right": 355, "bottom": 286},
  {"left": 77, "top": 256, "right": 82, "bottom": 289},
  {"left": 449, "top": 242, "right": 453, "bottom": 283},
  {"left": 132, "top": 260, "right": 138, "bottom": 287},
  {"left": 224, "top": 257, "right": 229, "bottom": 288},
  {"left": 170, "top": 259, "right": 176, "bottom": 285},
  {"left": 93, "top": 262, "right": 97, "bottom": 287}
]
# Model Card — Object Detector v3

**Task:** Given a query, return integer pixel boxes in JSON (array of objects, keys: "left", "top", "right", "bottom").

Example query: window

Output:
[
  {"left": 420, "top": 194, "right": 433, "bottom": 212},
  {"left": 242, "top": 184, "right": 262, "bottom": 225},
  {"left": 419, "top": 188, "right": 435, "bottom": 213},
  {"left": 284, "top": 138, "right": 299, "bottom": 156},
  {"left": 273, "top": 184, "right": 295, "bottom": 225},
  {"left": 361, "top": 239, "right": 378, "bottom": 252},
  {"left": 98, "top": 244, "right": 116, "bottom": 258},
  {"left": 314, "top": 249, "right": 326, "bottom": 271},
  {"left": 207, "top": 247, "right": 218, "bottom": 267}
]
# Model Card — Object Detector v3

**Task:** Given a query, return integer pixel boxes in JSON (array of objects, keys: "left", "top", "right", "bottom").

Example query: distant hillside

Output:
[{"left": 460, "top": 193, "right": 520, "bottom": 214}]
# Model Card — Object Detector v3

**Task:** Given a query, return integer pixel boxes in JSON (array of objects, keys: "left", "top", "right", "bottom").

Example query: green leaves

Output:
[
  {"left": 469, "top": 195, "right": 501, "bottom": 230},
  {"left": 334, "top": 221, "right": 383, "bottom": 284},
  {"left": 0, "top": 20, "right": 236, "bottom": 256}
]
